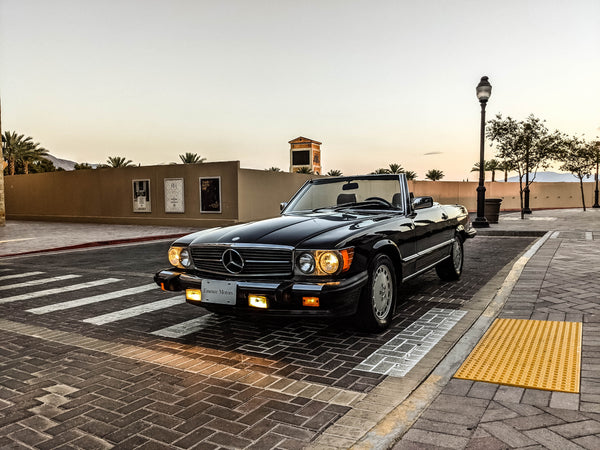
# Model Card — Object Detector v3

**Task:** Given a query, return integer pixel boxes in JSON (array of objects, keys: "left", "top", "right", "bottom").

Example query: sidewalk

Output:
[
  {"left": 1, "top": 210, "right": 599, "bottom": 449},
  {"left": 0, "top": 221, "right": 198, "bottom": 257},
  {"left": 389, "top": 209, "right": 600, "bottom": 449}
]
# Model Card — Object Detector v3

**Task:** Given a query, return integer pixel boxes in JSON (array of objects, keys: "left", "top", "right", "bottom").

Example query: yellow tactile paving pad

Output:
[{"left": 455, "top": 319, "right": 582, "bottom": 393}]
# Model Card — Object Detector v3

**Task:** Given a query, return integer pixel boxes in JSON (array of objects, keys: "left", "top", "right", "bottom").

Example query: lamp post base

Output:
[{"left": 472, "top": 217, "right": 490, "bottom": 228}]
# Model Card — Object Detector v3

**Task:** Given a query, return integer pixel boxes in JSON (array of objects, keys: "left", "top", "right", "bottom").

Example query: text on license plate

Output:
[{"left": 202, "top": 279, "right": 237, "bottom": 305}]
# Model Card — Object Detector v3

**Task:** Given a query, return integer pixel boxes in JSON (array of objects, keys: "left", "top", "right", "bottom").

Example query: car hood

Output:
[{"left": 178, "top": 212, "right": 391, "bottom": 248}]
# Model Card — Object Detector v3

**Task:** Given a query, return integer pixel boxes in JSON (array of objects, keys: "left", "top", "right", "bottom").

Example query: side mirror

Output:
[
  {"left": 412, "top": 196, "right": 434, "bottom": 210},
  {"left": 280, "top": 202, "right": 288, "bottom": 212}
]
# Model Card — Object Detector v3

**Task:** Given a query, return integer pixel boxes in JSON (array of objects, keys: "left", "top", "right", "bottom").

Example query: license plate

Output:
[{"left": 201, "top": 279, "right": 237, "bottom": 305}]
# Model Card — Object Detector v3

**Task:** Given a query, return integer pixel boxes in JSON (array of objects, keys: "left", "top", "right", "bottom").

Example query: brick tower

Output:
[{"left": 289, "top": 137, "right": 322, "bottom": 175}]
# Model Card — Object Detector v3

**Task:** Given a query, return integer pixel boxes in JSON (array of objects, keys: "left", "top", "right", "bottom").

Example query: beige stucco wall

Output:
[
  {"left": 409, "top": 180, "right": 597, "bottom": 211},
  {"left": 237, "top": 169, "right": 315, "bottom": 222},
  {"left": 4, "top": 161, "right": 241, "bottom": 227},
  {"left": 5, "top": 164, "right": 598, "bottom": 228}
]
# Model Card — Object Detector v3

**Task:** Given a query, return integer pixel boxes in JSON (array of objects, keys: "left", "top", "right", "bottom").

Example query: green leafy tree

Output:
[
  {"left": 559, "top": 136, "right": 597, "bottom": 211},
  {"left": 425, "top": 169, "right": 444, "bottom": 181},
  {"left": 326, "top": 169, "right": 343, "bottom": 176},
  {"left": 294, "top": 166, "right": 313, "bottom": 174},
  {"left": 179, "top": 152, "right": 206, "bottom": 164},
  {"left": 487, "top": 114, "right": 563, "bottom": 218},
  {"left": 265, "top": 167, "right": 282, "bottom": 172},
  {"left": 106, "top": 156, "right": 134, "bottom": 168},
  {"left": 74, "top": 162, "right": 94, "bottom": 170}
]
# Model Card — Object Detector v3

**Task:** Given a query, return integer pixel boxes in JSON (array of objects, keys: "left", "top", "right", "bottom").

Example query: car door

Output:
[{"left": 413, "top": 204, "right": 450, "bottom": 272}]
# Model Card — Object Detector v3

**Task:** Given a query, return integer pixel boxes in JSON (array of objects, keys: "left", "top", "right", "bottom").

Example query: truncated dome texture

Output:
[{"left": 455, "top": 319, "right": 582, "bottom": 393}]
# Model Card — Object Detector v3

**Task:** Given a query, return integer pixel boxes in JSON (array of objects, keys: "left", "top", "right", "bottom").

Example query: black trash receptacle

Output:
[{"left": 484, "top": 198, "right": 502, "bottom": 224}]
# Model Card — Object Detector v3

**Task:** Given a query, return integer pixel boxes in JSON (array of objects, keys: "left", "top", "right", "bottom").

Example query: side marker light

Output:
[{"left": 303, "top": 297, "right": 320, "bottom": 307}]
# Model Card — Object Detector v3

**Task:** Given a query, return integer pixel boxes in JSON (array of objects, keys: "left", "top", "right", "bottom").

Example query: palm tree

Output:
[
  {"left": 404, "top": 170, "right": 418, "bottom": 180},
  {"left": 179, "top": 152, "right": 206, "bottom": 164},
  {"left": 2, "top": 131, "right": 32, "bottom": 175},
  {"left": 326, "top": 169, "right": 343, "bottom": 176},
  {"left": 486, "top": 159, "right": 501, "bottom": 182},
  {"left": 295, "top": 166, "right": 313, "bottom": 174},
  {"left": 74, "top": 162, "right": 94, "bottom": 170},
  {"left": 265, "top": 167, "right": 282, "bottom": 172},
  {"left": 21, "top": 141, "right": 49, "bottom": 174},
  {"left": 425, "top": 169, "right": 444, "bottom": 181},
  {"left": 371, "top": 168, "right": 389, "bottom": 174},
  {"left": 471, "top": 159, "right": 502, "bottom": 182},
  {"left": 106, "top": 156, "right": 134, "bottom": 168},
  {"left": 387, "top": 163, "right": 404, "bottom": 174}
]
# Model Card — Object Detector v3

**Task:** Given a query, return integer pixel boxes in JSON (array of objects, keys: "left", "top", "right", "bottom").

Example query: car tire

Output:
[
  {"left": 435, "top": 234, "right": 464, "bottom": 281},
  {"left": 356, "top": 254, "right": 396, "bottom": 332}
]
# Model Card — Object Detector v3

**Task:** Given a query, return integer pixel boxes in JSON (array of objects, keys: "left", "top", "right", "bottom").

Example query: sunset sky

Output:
[{"left": 1, "top": 0, "right": 599, "bottom": 180}]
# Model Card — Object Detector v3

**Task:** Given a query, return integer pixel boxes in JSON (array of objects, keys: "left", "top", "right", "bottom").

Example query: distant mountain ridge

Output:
[
  {"left": 503, "top": 171, "right": 595, "bottom": 183},
  {"left": 46, "top": 154, "right": 76, "bottom": 171}
]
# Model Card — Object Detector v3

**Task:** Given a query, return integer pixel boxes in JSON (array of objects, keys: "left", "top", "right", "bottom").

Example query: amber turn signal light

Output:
[{"left": 302, "top": 297, "right": 320, "bottom": 307}]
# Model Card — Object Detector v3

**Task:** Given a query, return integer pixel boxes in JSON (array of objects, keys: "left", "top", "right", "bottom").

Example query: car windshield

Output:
[{"left": 284, "top": 176, "right": 405, "bottom": 214}]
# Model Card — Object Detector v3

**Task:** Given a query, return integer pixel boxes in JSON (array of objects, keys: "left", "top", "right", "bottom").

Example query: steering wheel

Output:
[{"left": 364, "top": 197, "right": 394, "bottom": 208}]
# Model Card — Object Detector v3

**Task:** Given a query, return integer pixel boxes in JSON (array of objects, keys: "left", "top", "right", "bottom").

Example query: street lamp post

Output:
[
  {"left": 594, "top": 150, "right": 599, "bottom": 208},
  {"left": 473, "top": 76, "right": 491, "bottom": 228},
  {"left": 523, "top": 147, "right": 532, "bottom": 214}
]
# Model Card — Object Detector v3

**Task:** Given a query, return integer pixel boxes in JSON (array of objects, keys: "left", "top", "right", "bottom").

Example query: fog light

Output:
[
  {"left": 248, "top": 294, "right": 268, "bottom": 309},
  {"left": 302, "top": 297, "right": 320, "bottom": 307},
  {"left": 186, "top": 289, "right": 202, "bottom": 302}
]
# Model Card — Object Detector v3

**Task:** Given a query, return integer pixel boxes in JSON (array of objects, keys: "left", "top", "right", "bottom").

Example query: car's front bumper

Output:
[{"left": 154, "top": 269, "right": 369, "bottom": 317}]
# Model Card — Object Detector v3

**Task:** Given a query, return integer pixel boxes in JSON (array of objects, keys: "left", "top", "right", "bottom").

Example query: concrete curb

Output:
[
  {"left": 352, "top": 231, "right": 553, "bottom": 449},
  {"left": 0, "top": 233, "right": 187, "bottom": 258}
]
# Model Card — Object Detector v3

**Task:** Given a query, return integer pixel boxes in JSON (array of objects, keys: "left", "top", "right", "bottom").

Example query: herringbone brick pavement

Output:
[{"left": 395, "top": 232, "right": 600, "bottom": 449}]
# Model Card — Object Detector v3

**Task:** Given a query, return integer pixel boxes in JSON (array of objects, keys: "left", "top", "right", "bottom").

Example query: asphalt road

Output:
[{"left": 0, "top": 236, "right": 535, "bottom": 448}]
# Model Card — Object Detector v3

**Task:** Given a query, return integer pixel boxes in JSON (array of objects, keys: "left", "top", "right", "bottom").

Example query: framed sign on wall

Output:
[
  {"left": 132, "top": 179, "right": 151, "bottom": 213},
  {"left": 200, "top": 177, "right": 221, "bottom": 213},
  {"left": 164, "top": 178, "right": 185, "bottom": 213}
]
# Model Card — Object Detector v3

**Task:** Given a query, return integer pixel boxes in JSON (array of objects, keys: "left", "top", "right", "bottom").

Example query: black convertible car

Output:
[{"left": 155, "top": 174, "right": 475, "bottom": 331}]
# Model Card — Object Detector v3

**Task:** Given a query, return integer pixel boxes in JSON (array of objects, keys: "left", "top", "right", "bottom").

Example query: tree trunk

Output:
[
  {"left": 519, "top": 178, "right": 525, "bottom": 219},
  {"left": 24, "top": 161, "right": 29, "bottom": 175},
  {"left": 491, "top": 170, "right": 496, "bottom": 182},
  {"left": 579, "top": 177, "right": 586, "bottom": 211},
  {"left": 504, "top": 169, "right": 508, "bottom": 182}
]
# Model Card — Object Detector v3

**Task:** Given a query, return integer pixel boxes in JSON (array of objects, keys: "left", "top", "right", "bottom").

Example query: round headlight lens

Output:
[
  {"left": 298, "top": 253, "right": 316, "bottom": 274},
  {"left": 168, "top": 247, "right": 182, "bottom": 267},
  {"left": 180, "top": 248, "right": 191, "bottom": 268},
  {"left": 318, "top": 251, "right": 340, "bottom": 274}
]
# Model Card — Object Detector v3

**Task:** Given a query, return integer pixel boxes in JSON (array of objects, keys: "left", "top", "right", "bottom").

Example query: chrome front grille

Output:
[{"left": 190, "top": 245, "right": 293, "bottom": 277}]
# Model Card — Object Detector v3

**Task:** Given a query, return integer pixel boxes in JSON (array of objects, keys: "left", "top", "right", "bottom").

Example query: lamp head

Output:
[{"left": 476, "top": 76, "right": 492, "bottom": 103}]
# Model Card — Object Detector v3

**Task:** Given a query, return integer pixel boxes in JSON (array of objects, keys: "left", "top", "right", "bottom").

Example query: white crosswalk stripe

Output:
[
  {"left": 151, "top": 315, "right": 217, "bottom": 338},
  {"left": 0, "top": 274, "right": 81, "bottom": 292},
  {"left": 0, "top": 278, "right": 122, "bottom": 304},
  {"left": 0, "top": 271, "right": 45, "bottom": 282},
  {"left": 26, "top": 284, "right": 158, "bottom": 315},
  {"left": 82, "top": 296, "right": 185, "bottom": 325}
]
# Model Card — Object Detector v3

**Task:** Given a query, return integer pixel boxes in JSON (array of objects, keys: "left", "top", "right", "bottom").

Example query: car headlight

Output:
[
  {"left": 295, "top": 248, "right": 354, "bottom": 276},
  {"left": 317, "top": 251, "right": 340, "bottom": 274},
  {"left": 298, "top": 253, "right": 316, "bottom": 274},
  {"left": 168, "top": 246, "right": 192, "bottom": 268}
]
